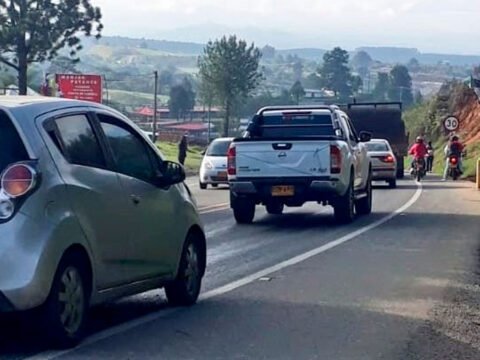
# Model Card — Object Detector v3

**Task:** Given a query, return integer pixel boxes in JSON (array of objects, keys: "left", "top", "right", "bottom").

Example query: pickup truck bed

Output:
[{"left": 228, "top": 106, "right": 373, "bottom": 224}]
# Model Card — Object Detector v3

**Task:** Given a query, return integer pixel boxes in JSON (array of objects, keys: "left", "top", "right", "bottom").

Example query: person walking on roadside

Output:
[
  {"left": 426, "top": 141, "right": 434, "bottom": 172},
  {"left": 178, "top": 133, "right": 188, "bottom": 166}
]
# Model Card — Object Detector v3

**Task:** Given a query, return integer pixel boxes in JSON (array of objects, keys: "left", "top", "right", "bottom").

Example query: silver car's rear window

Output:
[
  {"left": 366, "top": 142, "right": 389, "bottom": 152},
  {"left": 0, "top": 110, "right": 29, "bottom": 173},
  {"left": 206, "top": 140, "right": 232, "bottom": 156}
]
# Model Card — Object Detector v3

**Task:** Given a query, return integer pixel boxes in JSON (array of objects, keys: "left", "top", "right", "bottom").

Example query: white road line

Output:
[{"left": 25, "top": 183, "right": 422, "bottom": 360}]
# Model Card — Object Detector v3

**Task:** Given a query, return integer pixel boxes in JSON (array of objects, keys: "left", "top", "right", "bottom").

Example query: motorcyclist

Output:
[
  {"left": 442, "top": 135, "right": 464, "bottom": 180},
  {"left": 409, "top": 136, "right": 428, "bottom": 174}
]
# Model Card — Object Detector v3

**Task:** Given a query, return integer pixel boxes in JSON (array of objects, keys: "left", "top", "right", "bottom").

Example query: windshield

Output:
[
  {"left": 366, "top": 142, "right": 389, "bottom": 152},
  {"left": 255, "top": 114, "right": 335, "bottom": 138},
  {"left": 0, "top": 111, "right": 29, "bottom": 173},
  {"left": 206, "top": 139, "right": 232, "bottom": 156}
]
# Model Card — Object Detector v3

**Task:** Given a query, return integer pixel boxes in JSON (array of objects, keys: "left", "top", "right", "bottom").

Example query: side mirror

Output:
[
  {"left": 359, "top": 131, "right": 372, "bottom": 143},
  {"left": 156, "top": 161, "right": 186, "bottom": 187}
]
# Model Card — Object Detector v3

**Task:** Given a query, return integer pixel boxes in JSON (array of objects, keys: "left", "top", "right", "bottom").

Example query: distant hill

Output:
[
  {"left": 356, "top": 46, "right": 480, "bottom": 66},
  {"left": 81, "top": 36, "right": 480, "bottom": 66},
  {"left": 82, "top": 36, "right": 205, "bottom": 55}
]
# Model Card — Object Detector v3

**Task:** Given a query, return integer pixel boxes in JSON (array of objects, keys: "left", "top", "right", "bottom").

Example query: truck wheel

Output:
[
  {"left": 356, "top": 175, "right": 372, "bottom": 216},
  {"left": 199, "top": 181, "right": 207, "bottom": 190},
  {"left": 266, "top": 202, "right": 284, "bottom": 215},
  {"left": 388, "top": 179, "right": 397, "bottom": 188},
  {"left": 334, "top": 177, "right": 355, "bottom": 224},
  {"left": 233, "top": 200, "right": 255, "bottom": 224}
]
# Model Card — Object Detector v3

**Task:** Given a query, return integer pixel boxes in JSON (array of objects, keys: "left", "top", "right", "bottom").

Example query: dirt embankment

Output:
[{"left": 453, "top": 89, "right": 480, "bottom": 147}]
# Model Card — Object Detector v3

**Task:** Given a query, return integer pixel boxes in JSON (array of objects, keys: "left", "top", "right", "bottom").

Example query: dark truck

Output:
[{"left": 341, "top": 102, "right": 408, "bottom": 178}]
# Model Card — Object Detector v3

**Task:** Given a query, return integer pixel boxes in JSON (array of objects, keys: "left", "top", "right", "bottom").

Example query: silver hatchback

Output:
[{"left": 0, "top": 97, "right": 206, "bottom": 346}]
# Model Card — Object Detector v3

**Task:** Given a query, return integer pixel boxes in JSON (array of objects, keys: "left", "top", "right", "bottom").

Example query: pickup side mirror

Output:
[
  {"left": 156, "top": 161, "right": 186, "bottom": 187},
  {"left": 359, "top": 131, "right": 372, "bottom": 143}
]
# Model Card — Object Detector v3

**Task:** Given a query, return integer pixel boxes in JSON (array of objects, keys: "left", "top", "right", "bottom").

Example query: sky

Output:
[{"left": 93, "top": 0, "right": 480, "bottom": 54}]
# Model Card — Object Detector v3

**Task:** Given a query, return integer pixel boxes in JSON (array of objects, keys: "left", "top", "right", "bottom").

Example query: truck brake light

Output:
[
  {"left": 330, "top": 145, "right": 342, "bottom": 174},
  {"left": 227, "top": 145, "right": 236, "bottom": 175}
]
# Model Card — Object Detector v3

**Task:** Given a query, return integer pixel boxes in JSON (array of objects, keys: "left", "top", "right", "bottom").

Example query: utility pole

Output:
[{"left": 153, "top": 70, "right": 159, "bottom": 143}]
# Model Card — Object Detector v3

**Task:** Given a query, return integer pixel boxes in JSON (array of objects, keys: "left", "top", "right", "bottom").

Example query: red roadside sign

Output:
[{"left": 55, "top": 74, "right": 103, "bottom": 103}]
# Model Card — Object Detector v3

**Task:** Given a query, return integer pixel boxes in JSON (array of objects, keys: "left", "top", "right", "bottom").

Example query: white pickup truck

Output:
[{"left": 227, "top": 105, "right": 373, "bottom": 224}]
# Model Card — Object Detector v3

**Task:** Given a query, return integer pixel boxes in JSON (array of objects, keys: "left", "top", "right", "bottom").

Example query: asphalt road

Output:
[{"left": 2, "top": 177, "right": 480, "bottom": 359}]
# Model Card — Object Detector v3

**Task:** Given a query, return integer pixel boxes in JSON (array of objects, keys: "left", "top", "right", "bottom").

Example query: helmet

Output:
[
  {"left": 451, "top": 135, "right": 459, "bottom": 142},
  {"left": 416, "top": 136, "right": 424, "bottom": 143}
]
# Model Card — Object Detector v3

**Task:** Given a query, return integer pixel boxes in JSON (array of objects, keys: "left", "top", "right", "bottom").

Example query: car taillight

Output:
[
  {"left": 227, "top": 145, "right": 236, "bottom": 176},
  {"left": 330, "top": 145, "right": 342, "bottom": 174},
  {"left": 381, "top": 155, "right": 395, "bottom": 163},
  {"left": 1, "top": 163, "right": 36, "bottom": 198},
  {"left": 0, "top": 163, "right": 38, "bottom": 221}
]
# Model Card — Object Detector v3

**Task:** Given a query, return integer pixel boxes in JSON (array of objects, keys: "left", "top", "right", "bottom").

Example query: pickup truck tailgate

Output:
[{"left": 235, "top": 141, "right": 331, "bottom": 178}]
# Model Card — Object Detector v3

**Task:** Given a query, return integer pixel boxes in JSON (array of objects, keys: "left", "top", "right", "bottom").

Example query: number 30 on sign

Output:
[{"left": 444, "top": 116, "right": 459, "bottom": 131}]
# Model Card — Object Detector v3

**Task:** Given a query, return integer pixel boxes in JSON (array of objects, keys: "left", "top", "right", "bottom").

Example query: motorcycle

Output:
[
  {"left": 411, "top": 157, "right": 426, "bottom": 182},
  {"left": 447, "top": 155, "right": 461, "bottom": 181}
]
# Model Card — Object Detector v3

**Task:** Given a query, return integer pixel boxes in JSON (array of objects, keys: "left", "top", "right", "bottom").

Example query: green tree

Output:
[
  {"left": 407, "top": 58, "right": 421, "bottom": 73},
  {"left": 319, "top": 47, "right": 354, "bottom": 100},
  {"left": 352, "top": 50, "right": 373, "bottom": 79},
  {"left": 169, "top": 77, "right": 195, "bottom": 121},
  {"left": 388, "top": 65, "right": 414, "bottom": 107},
  {"left": 0, "top": 0, "right": 103, "bottom": 95},
  {"left": 198, "top": 35, "right": 262, "bottom": 136},
  {"left": 261, "top": 45, "right": 276, "bottom": 59},
  {"left": 373, "top": 72, "right": 390, "bottom": 101},
  {"left": 290, "top": 80, "right": 305, "bottom": 104}
]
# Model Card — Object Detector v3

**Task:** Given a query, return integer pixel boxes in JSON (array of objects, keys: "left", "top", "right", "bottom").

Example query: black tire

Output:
[
  {"left": 199, "top": 182, "right": 207, "bottom": 190},
  {"left": 334, "top": 176, "right": 355, "bottom": 224},
  {"left": 266, "top": 202, "right": 284, "bottom": 215},
  {"left": 212, "top": 184, "right": 218, "bottom": 188},
  {"left": 388, "top": 179, "right": 397, "bottom": 188},
  {"left": 356, "top": 174, "right": 372, "bottom": 216},
  {"left": 232, "top": 199, "right": 255, "bottom": 224},
  {"left": 42, "top": 255, "right": 89, "bottom": 348},
  {"left": 416, "top": 171, "right": 421, "bottom": 182},
  {"left": 165, "top": 233, "right": 203, "bottom": 307}
]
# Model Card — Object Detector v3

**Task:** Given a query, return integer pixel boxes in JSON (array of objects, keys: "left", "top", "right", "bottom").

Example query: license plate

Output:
[
  {"left": 271, "top": 185, "right": 294, "bottom": 197},
  {"left": 217, "top": 171, "right": 227, "bottom": 180}
]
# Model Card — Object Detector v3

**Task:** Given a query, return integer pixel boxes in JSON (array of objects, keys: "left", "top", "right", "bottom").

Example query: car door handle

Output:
[{"left": 131, "top": 195, "right": 141, "bottom": 205}]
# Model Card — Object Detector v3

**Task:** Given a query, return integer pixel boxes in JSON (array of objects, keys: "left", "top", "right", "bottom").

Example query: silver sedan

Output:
[{"left": 366, "top": 139, "right": 398, "bottom": 188}]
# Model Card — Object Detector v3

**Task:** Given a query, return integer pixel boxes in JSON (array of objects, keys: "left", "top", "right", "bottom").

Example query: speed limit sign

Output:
[{"left": 444, "top": 116, "right": 459, "bottom": 131}]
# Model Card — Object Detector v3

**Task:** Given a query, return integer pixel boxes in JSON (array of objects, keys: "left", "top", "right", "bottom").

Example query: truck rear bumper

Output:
[{"left": 230, "top": 177, "right": 347, "bottom": 205}]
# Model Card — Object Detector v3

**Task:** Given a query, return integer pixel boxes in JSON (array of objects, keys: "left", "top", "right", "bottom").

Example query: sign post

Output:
[{"left": 55, "top": 74, "right": 103, "bottom": 103}]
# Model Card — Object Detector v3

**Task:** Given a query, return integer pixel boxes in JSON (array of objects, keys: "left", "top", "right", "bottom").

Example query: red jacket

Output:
[{"left": 409, "top": 143, "right": 428, "bottom": 159}]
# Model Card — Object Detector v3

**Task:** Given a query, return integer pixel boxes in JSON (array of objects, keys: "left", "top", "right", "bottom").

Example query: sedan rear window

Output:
[
  {"left": 206, "top": 140, "right": 232, "bottom": 156},
  {"left": 0, "top": 111, "right": 29, "bottom": 173},
  {"left": 253, "top": 114, "right": 335, "bottom": 138},
  {"left": 366, "top": 142, "right": 389, "bottom": 152}
]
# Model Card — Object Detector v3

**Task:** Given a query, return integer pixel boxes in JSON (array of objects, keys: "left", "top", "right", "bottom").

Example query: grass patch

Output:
[{"left": 157, "top": 142, "right": 204, "bottom": 176}]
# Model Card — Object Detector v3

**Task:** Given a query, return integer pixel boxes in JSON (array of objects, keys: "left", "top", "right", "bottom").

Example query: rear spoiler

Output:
[{"left": 257, "top": 105, "right": 340, "bottom": 115}]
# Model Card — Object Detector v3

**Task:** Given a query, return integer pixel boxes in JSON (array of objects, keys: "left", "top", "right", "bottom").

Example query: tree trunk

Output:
[
  {"left": 224, "top": 101, "right": 230, "bottom": 137},
  {"left": 17, "top": 42, "right": 28, "bottom": 95}
]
